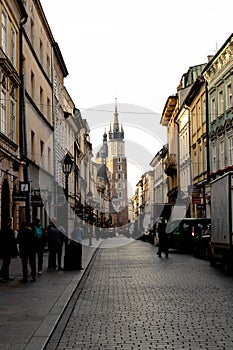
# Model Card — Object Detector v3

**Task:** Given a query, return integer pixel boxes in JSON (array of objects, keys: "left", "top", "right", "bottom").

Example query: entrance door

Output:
[{"left": 1, "top": 179, "right": 10, "bottom": 230}]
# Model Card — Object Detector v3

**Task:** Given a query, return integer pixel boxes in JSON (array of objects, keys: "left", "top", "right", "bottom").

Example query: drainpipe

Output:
[
  {"left": 51, "top": 45, "right": 57, "bottom": 218},
  {"left": 19, "top": 14, "right": 31, "bottom": 223}
]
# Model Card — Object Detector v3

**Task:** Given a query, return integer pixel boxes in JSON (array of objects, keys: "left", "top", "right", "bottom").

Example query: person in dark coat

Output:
[
  {"left": 47, "top": 222, "right": 65, "bottom": 271},
  {"left": 0, "top": 218, "right": 18, "bottom": 282},
  {"left": 64, "top": 220, "right": 84, "bottom": 270},
  {"left": 157, "top": 217, "right": 169, "bottom": 258},
  {"left": 32, "top": 218, "right": 46, "bottom": 275},
  {"left": 17, "top": 222, "right": 37, "bottom": 283}
]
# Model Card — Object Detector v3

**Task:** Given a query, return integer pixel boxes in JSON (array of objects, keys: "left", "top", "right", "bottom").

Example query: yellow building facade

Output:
[
  {"left": 0, "top": 0, "right": 27, "bottom": 229},
  {"left": 185, "top": 77, "right": 210, "bottom": 218}
]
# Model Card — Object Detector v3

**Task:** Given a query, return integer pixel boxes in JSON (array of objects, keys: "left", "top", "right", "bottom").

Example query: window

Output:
[
  {"left": 40, "top": 40, "right": 43, "bottom": 65},
  {"left": 30, "top": 19, "right": 34, "bottom": 46},
  {"left": 10, "top": 98, "right": 16, "bottom": 141},
  {"left": 193, "top": 150, "right": 197, "bottom": 178},
  {"left": 2, "top": 10, "right": 7, "bottom": 54},
  {"left": 118, "top": 164, "right": 121, "bottom": 171},
  {"left": 211, "top": 98, "right": 216, "bottom": 122},
  {"left": 202, "top": 99, "right": 206, "bottom": 123},
  {"left": 1, "top": 90, "right": 6, "bottom": 134},
  {"left": 229, "top": 137, "right": 233, "bottom": 165},
  {"left": 212, "top": 143, "right": 216, "bottom": 172},
  {"left": 47, "top": 55, "right": 50, "bottom": 77},
  {"left": 11, "top": 25, "right": 16, "bottom": 67},
  {"left": 218, "top": 90, "right": 224, "bottom": 115},
  {"left": 48, "top": 147, "right": 51, "bottom": 172},
  {"left": 191, "top": 109, "right": 196, "bottom": 135},
  {"left": 219, "top": 139, "right": 224, "bottom": 169},
  {"left": 47, "top": 97, "right": 51, "bottom": 121},
  {"left": 40, "top": 87, "right": 44, "bottom": 114},
  {"left": 197, "top": 102, "right": 201, "bottom": 129},
  {"left": 227, "top": 84, "right": 232, "bottom": 110},
  {"left": 203, "top": 139, "right": 207, "bottom": 172},
  {"left": 31, "top": 71, "right": 35, "bottom": 99},
  {"left": 40, "top": 140, "right": 44, "bottom": 167},
  {"left": 31, "top": 131, "right": 35, "bottom": 162}
]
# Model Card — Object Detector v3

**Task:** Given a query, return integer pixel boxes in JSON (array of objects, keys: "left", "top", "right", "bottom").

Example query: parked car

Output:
[
  {"left": 167, "top": 218, "right": 211, "bottom": 253},
  {"left": 193, "top": 224, "right": 211, "bottom": 259}
]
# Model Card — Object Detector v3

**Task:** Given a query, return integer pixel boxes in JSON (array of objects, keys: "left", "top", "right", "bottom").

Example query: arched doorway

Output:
[{"left": 1, "top": 179, "right": 10, "bottom": 230}]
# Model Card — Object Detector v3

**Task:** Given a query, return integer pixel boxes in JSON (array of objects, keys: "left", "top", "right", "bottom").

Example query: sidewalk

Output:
[{"left": 0, "top": 239, "right": 99, "bottom": 350}]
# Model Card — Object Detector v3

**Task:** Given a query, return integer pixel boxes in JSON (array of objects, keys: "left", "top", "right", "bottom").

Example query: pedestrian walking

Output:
[
  {"left": 33, "top": 218, "right": 46, "bottom": 275},
  {"left": 157, "top": 217, "right": 169, "bottom": 258},
  {"left": 47, "top": 221, "right": 65, "bottom": 271},
  {"left": 64, "top": 220, "right": 84, "bottom": 270},
  {"left": 0, "top": 218, "right": 18, "bottom": 282},
  {"left": 17, "top": 222, "right": 37, "bottom": 283}
]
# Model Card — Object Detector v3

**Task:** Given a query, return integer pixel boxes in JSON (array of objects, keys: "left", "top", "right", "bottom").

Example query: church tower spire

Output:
[
  {"left": 109, "top": 98, "right": 124, "bottom": 140},
  {"left": 113, "top": 97, "right": 119, "bottom": 132}
]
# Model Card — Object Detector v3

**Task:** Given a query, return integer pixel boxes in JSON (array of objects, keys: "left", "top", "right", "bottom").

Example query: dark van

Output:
[{"left": 166, "top": 218, "right": 211, "bottom": 252}]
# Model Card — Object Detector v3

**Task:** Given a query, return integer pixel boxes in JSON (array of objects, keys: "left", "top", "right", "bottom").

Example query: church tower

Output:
[{"left": 106, "top": 98, "right": 128, "bottom": 228}]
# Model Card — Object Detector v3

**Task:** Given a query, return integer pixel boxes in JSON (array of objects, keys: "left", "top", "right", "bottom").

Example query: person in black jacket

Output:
[
  {"left": 32, "top": 218, "right": 46, "bottom": 275},
  {"left": 157, "top": 217, "right": 169, "bottom": 258},
  {"left": 0, "top": 218, "right": 18, "bottom": 282},
  {"left": 17, "top": 222, "right": 37, "bottom": 283},
  {"left": 47, "top": 222, "right": 65, "bottom": 271}
]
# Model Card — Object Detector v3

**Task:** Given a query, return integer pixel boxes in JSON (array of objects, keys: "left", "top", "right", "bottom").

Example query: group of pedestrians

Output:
[{"left": 0, "top": 217, "right": 84, "bottom": 283}]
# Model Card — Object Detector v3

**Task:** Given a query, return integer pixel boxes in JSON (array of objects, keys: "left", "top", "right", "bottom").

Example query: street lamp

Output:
[
  {"left": 62, "top": 153, "right": 74, "bottom": 264},
  {"left": 62, "top": 153, "right": 74, "bottom": 200},
  {"left": 86, "top": 190, "right": 93, "bottom": 245}
]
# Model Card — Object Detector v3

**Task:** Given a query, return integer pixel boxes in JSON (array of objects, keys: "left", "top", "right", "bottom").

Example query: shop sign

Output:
[
  {"left": 192, "top": 197, "right": 202, "bottom": 204},
  {"left": 31, "top": 189, "right": 43, "bottom": 207}
]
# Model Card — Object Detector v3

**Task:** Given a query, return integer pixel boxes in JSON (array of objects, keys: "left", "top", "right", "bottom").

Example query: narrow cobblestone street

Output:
[{"left": 45, "top": 238, "right": 233, "bottom": 350}]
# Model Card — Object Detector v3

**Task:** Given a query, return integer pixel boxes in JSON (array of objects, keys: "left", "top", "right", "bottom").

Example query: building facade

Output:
[
  {"left": 0, "top": 0, "right": 27, "bottom": 230},
  {"left": 203, "top": 34, "right": 233, "bottom": 179},
  {"left": 185, "top": 75, "right": 210, "bottom": 218}
]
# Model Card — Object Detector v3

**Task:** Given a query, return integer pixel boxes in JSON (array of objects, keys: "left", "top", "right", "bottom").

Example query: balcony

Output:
[{"left": 164, "top": 154, "right": 177, "bottom": 176}]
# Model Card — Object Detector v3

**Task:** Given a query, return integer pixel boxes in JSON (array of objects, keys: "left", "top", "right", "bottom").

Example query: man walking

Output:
[
  {"left": 157, "top": 217, "right": 169, "bottom": 258},
  {"left": 33, "top": 218, "right": 46, "bottom": 275},
  {"left": 65, "top": 220, "right": 84, "bottom": 270},
  {"left": 17, "top": 222, "right": 37, "bottom": 283},
  {"left": 47, "top": 221, "right": 65, "bottom": 271},
  {"left": 0, "top": 218, "right": 18, "bottom": 282}
]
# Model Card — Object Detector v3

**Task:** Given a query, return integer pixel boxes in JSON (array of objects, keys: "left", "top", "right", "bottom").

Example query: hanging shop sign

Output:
[{"left": 31, "top": 189, "right": 43, "bottom": 207}]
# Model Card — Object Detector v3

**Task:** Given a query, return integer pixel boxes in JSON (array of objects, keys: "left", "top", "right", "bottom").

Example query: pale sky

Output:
[{"left": 40, "top": 0, "right": 233, "bottom": 196}]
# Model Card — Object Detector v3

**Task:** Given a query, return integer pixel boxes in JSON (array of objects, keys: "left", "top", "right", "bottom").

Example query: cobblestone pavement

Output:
[
  {"left": 0, "top": 241, "right": 98, "bottom": 350},
  {"left": 45, "top": 239, "right": 233, "bottom": 350}
]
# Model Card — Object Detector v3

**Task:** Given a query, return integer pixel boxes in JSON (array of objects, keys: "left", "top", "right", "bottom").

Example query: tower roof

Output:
[
  {"left": 109, "top": 98, "right": 124, "bottom": 140},
  {"left": 95, "top": 129, "right": 108, "bottom": 162}
]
